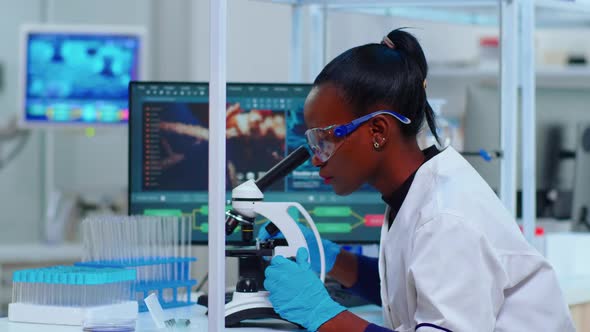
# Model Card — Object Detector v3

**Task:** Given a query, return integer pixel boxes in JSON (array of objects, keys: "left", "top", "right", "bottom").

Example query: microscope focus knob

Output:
[{"left": 236, "top": 278, "right": 258, "bottom": 293}]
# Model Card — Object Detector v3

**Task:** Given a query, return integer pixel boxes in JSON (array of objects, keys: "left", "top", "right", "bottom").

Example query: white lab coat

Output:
[{"left": 378, "top": 147, "right": 575, "bottom": 332}]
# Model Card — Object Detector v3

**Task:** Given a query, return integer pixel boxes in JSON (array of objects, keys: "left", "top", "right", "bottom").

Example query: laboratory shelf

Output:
[
  {"left": 266, "top": 0, "right": 496, "bottom": 5},
  {"left": 248, "top": 0, "right": 590, "bottom": 238},
  {"left": 536, "top": 0, "right": 590, "bottom": 15},
  {"left": 429, "top": 66, "right": 590, "bottom": 79},
  {"left": 259, "top": 0, "right": 590, "bottom": 27}
]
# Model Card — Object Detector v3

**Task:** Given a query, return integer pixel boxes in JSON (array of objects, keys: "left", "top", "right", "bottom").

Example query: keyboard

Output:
[{"left": 326, "top": 284, "right": 372, "bottom": 308}]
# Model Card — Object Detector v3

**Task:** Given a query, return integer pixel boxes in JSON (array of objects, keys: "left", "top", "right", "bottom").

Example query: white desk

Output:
[
  {"left": 0, "top": 304, "right": 383, "bottom": 331},
  {"left": 1, "top": 276, "right": 590, "bottom": 331}
]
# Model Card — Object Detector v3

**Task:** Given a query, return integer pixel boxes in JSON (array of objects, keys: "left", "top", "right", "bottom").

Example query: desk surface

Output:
[
  {"left": 1, "top": 276, "right": 590, "bottom": 331},
  {"left": 560, "top": 276, "right": 590, "bottom": 306},
  {"left": 2, "top": 241, "right": 590, "bottom": 330},
  {"left": 0, "top": 305, "right": 383, "bottom": 331}
]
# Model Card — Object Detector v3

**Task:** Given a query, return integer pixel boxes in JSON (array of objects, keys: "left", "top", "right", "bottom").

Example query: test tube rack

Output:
[
  {"left": 8, "top": 266, "right": 138, "bottom": 326},
  {"left": 76, "top": 257, "right": 197, "bottom": 312},
  {"left": 79, "top": 215, "right": 197, "bottom": 312}
]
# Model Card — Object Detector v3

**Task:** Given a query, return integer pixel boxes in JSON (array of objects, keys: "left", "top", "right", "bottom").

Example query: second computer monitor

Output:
[
  {"left": 128, "top": 82, "right": 385, "bottom": 244},
  {"left": 20, "top": 24, "right": 146, "bottom": 127}
]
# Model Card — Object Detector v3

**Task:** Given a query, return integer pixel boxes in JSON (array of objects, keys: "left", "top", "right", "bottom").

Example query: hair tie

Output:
[{"left": 381, "top": 36, "right": 395, "bottom": 49}]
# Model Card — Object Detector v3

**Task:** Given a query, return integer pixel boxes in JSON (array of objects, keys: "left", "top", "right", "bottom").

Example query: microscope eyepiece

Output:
[{"left": 254, "top": 146, "right": 310, "bottom": 192}]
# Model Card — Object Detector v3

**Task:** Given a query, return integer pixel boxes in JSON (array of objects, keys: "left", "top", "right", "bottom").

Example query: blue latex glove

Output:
[
  {"left": 258, "top": 222, "right": 341, "bottom": 274},
  {"left": 264, "top": 247, "right": 346, "bottom": 331}
]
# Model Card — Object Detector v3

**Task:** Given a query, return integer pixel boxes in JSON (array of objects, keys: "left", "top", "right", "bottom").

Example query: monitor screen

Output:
[
  {"left": 128, "top": 82, "right": 385, "bottom": 244},
  {"left": 19, "top": 25, "right": 145, "bottom": 127}
]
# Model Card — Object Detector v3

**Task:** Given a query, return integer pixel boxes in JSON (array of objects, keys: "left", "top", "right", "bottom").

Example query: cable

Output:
[
  {"left": 196, "top": 272, "right": 208, "bottom": 292},
  {"left": 0, "top": 131, "right": 31, "bottom": 170},
  {"left": 0, "top": 115, "right": 32, "bottom": 170}
]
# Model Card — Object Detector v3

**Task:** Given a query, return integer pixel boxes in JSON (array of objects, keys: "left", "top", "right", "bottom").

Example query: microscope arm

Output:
[
  {"left": 252, "top": 202, "right": 326, "bottom": 282},
  {"left": 291, "top": 202, "right": 326, "bottom": 282}
]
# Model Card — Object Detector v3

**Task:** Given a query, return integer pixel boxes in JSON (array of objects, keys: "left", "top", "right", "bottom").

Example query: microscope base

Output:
[
  {"left": 226, "top": 307, "right": 282, "bottom": 327},
  {"left": 224, "top": 291, "right": 299, "bottom": 328}
]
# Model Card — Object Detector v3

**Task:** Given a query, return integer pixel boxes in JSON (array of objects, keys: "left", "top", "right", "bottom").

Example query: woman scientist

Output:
[{"left": 259, "top": 29, "right": 574, "bottom": 332}]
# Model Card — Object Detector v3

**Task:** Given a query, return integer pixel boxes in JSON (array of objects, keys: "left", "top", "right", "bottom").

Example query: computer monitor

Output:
[
  {"left": 128, "top": 82, "right": 385, "bottom": 244},
  {"left": 19, "top": 24, "right": 146, "bottom": 127},
  {"left": 572, "top": 123, "right": 590, "bottom": 229}
]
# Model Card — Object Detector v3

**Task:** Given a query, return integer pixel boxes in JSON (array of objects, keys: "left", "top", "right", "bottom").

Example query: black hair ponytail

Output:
[
  {"left": 314, "top": 28, "right": 440, "bottom": 145},
  {"left": 423, "top": 101, "right": 440, "bottom": 145},
  {"left": 386, "top": 29, "right": 440, "bottom": 145}
]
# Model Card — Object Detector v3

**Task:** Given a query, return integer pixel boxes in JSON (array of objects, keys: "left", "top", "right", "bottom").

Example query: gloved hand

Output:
[
  {"left": 264, "top": 247, "right": 346, "bottom": 331},
  {"left": 258, "top": 222, "right": 341, "bottom": 274}
]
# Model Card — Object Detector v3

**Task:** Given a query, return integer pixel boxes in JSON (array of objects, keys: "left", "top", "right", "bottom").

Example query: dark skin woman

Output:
[{"left": 261, "top": 29, "right": 574, "bottom": 332}]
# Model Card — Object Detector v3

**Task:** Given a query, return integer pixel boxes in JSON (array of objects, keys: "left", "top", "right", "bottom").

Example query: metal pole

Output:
[
  {"left": 41, "top": 0, "right": 57, "bottom": 243},
  {"left": 208, "top": 0, "right": 227, "bottom": 330},
  {"left": 43, "top": 132, "right": 58, "bottom": 242},
  {"left": 309, "top": 4, "right": 326, "bottom": 80},
  {"left": 290, "top": 4, "right": 304, "bottom": 82},
  {"left": 500, "top": 0, "right": 518, "bottom": 217},
  {"left": 520, "top": 0, "right": 536, "bottom": 243}
]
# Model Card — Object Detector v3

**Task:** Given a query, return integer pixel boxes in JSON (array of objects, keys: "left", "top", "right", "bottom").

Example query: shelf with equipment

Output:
[{"left": 252, "top": 0, "right": 590, "bottom": 242}]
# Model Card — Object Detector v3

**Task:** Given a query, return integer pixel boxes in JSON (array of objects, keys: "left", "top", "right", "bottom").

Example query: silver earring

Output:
[{"left": 374, "top": 137, "right": 385, "bottom": 150}]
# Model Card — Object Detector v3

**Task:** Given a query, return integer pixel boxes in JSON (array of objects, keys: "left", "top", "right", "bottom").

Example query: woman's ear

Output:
[{"left": 369, "top": 115, "right": 393, "bottom": 149}]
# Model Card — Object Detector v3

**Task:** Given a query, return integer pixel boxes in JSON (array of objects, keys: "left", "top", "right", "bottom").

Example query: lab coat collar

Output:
[{"left": 381, "top": 145, "right": 441, "bottom": 228}]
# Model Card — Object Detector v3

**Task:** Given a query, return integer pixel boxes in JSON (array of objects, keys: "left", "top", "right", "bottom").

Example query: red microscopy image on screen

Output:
[{"left": 143, "top": 102, "right": 286, "bottom": 191}]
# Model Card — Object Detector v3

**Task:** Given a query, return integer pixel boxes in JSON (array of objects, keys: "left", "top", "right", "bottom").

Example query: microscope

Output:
[{"left": 223, "top": 145, "right": 326, "bottom": 326}]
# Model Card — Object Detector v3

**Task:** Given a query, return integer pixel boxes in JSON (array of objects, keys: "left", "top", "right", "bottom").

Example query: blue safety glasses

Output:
[{"left": 305, "top": 110, "right": 411, "bottom": 163}]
